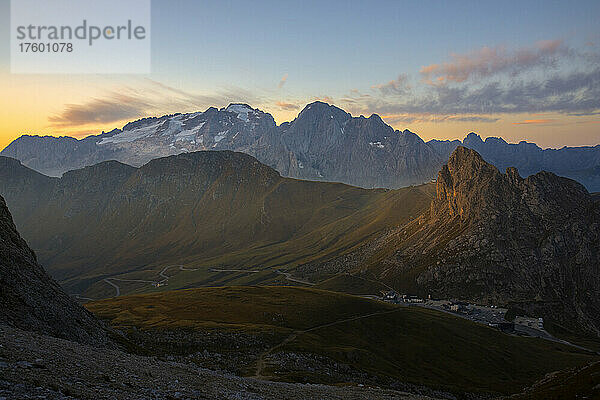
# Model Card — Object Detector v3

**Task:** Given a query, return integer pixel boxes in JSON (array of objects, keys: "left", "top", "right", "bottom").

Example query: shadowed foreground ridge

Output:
[{"left": 0, "top": 195, "right": 108, "bottom": 345}]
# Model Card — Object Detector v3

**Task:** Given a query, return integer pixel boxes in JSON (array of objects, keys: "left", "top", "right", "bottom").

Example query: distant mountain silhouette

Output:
[{"left": 3, "top": 103, "right": 598, "bottom": 190}]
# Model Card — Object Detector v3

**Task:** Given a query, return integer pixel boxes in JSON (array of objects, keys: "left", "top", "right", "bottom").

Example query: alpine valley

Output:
[
  {"left": 1, "top": 103, "right": 599, "bottom": 399},
  {"left": 3, "top": 1, "right": 600, "bottom": 398}
]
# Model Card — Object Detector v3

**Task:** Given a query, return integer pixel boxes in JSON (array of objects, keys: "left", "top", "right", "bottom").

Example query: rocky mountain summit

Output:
[
  {"left": 1, "top": 103, "right": 276, "bottom": 178},
  {"left": 428, "top": 133, "right": 600, "bottom": 191},
  {"left": 250, "top": 102, "right": 441, "bottom": 188},
  {"left": 0, "top": 194, "right": 108, "bottom": 345},
  {"left": 373, "top": 147, "right": 600, "bottom": 336}
]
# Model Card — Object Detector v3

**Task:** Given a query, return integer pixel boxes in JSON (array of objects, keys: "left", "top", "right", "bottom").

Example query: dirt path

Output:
[{"left": 252, "top": 308, "right": 399, "bottom": 379}]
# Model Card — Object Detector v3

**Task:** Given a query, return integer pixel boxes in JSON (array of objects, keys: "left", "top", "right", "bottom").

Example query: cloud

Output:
[
  {"left": 48, "top": 94, "right": 152, "bottom": 128},
  {"left": 381, "top": 114, "right": 499, "bottom": 124},
  {"left": 313, "top": 95, "right": 334, "bottom": 104},
  {"left": 278, "top": 73, "right": 288, "bottom": 89},
  {"left": 48, "top": 80, "right": 263, "bottom": 129},
  {"left": 336, "top": 39, "right": 600, "bottom": 126},
  {"left": 371, "top": 74, "right": 411, "bottom": 95},
  {"left": 344, "top": 67, "right": 600, "bottom": 120},
  {"left": 567, "top": 111, "right": 600, "bottom": 116},
  {"left": 446, "top": 116, "right": 500, "bottom": 123},
  {"left": 512, "top": 119, "right": 555, "bottom": 125},
  {"left": 420, "top": 40, "right": 565, "bottom": 84},
  {"left": 46, "top": 40, "right": 599, "bottom": 132},
  {"left": 276, "top": 101, "right": 300, "bottom": 111}
]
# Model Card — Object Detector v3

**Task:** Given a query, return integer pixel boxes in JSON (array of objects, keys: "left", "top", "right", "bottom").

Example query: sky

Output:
[{"left": 0, "top": 0, "right": 599, "bottom": 150}]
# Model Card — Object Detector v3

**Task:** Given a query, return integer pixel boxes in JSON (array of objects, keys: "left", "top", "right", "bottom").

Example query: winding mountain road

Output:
[
  {"left": 158, "top": 265, "right": 199, "bottom": 284},
  {"left": 209, "top": 268, "right": 260, "bottom": 273},
  {"left": 102, "top": 278, "right": 121, "bottom": 297},
  {"left": 275, "top": 270, "right": 315, "bottom": 286},
  {"left": 102, "top": 265, "right": 200, "bottom": 297}
]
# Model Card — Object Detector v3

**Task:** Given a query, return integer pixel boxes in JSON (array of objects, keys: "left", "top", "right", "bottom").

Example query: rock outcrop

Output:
[{"left": 367, "top": 147, "right": 600, "bottom": 336}]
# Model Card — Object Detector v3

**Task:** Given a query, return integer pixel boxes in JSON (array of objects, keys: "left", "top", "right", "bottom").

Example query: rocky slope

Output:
[
  {"left": 0, "top": 324, "right": 442, "bottom": 400},
  {"left": 428, "top": 133, "right": 600, "bottom": 191},
  {"left": 0, "top": 194, "right": 108, "bottom": 345},
  {"left": 0, "top": 151, "right": 433, "bottom": 296}
]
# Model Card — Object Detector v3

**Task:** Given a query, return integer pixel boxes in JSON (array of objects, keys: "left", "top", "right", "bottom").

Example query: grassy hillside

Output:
[
  {"left": 0, "top": 152, "right": 434, "bottom": 298},
  {"left": 87, "top": 286, "right": 598, "bottom": 396},
  {"left": 510, "top": 361, "right": 600, "bottom": 399}
]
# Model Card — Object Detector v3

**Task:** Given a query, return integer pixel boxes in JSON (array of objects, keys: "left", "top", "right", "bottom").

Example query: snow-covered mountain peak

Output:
[{"left": 224, "top": 104, "right": 256, "bottom": 122}]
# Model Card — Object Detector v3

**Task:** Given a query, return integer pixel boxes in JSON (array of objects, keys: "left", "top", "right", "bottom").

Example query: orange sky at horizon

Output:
[
  {"left": 2, "top": 102, "right": 600, "bottom": 152},
  {"left": 1, "top": 74, "right": 598, "bottom": 151}
]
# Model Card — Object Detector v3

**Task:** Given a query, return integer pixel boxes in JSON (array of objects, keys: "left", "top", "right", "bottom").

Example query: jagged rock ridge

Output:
[
  {"left": 4, "top": 103, "right": 599, "bottom": 190},
  {"left": 428, "top": 132, "right": 600, "bottom": 191},
  {"left": 313, "top": 147, "right": 600, "bottom": 336}
]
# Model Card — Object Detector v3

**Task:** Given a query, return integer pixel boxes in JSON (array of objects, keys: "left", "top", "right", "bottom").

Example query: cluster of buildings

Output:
[
  {"left": 381, "top": 291, "right": 426, "bottom": 304},
  {"left": 380, "top": 290, "right": 547, "bottom": 337}
]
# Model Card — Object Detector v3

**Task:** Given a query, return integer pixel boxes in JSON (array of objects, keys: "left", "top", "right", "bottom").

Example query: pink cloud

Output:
[
  {"left": 275, "top": 101, "right": 299, "bottom": 111},
  {"left": 278, "top": 73, "right": 288, "bottom": 88},
  {"left": 371, "top": 74, "right": 411, "bottom": 95},
  {"left": 420, "top": 40, "right": 565, "bottom": 84},
  {"left": 512, "top": 119, "right": 555, "bottom": 125}
]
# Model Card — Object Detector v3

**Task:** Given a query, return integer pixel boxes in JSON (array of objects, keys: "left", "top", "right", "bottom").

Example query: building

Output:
[{"left": 382, "top": 291, "right": 398, "bottom": 302}]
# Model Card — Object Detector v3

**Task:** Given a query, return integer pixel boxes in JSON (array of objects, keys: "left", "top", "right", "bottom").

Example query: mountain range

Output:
[
  {"left": 428, "top": 133, "right": 600, "bottom": 191},
  {"left": 1, "top": 143, "right": 599, "bottom": 397},
  {"left": 1, "top": 145, "right": 599, "bottom": 338},
  {"left": 3, "top": 102, "right": 599, "bottom": 191}
]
